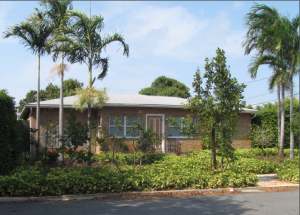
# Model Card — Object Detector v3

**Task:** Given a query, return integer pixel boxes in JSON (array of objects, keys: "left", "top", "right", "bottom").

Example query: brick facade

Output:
[{"left": 28, "top": 107, "right": 252, "bottom": 154}]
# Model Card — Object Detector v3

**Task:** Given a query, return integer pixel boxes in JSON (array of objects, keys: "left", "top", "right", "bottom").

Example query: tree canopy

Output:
[
  {"left": 18, "top": 78, "right": 83, "bottom": 113},
  {"left": 139, "top": 76, "right": 191, "bottom": 98}
]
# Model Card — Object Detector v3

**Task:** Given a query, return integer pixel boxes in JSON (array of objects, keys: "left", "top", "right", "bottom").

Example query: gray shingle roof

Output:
[{"left": 24, "top": 94, "right": 260, "bottom": 113}]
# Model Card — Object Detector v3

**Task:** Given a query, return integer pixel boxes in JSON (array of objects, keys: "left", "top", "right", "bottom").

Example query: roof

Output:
[{"left": 21, "top": 94, "right": 260, "bottom": 118}]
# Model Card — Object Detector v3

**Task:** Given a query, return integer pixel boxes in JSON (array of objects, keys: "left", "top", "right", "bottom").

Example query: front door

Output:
[{"left": 147, "top": 115, "right": 164, "bottom": 152}]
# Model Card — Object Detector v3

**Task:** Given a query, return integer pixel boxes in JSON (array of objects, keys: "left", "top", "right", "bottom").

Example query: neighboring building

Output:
[{"left": 20, "top": 94, "right": 259, "bottom": 154}]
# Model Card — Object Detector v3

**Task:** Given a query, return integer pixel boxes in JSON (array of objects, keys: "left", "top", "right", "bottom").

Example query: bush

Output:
[
  {"left": 0, "top": 152, "right": 259, "bottom": 197},
  {"left": 277, "top": 168, "right": 299, "bottom": 183},
  {"left": 0, "top": 90, "right": 21, "bottom": 175}
]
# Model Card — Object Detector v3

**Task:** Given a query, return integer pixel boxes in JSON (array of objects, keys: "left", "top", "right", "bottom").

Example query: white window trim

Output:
[
  {"left": 168, "top": 117, "right": 196, "bottom": 139},
  {"left": 109, "top": 116, "right": 140, "bottom": 138},
  {"left": 145, "top": 114, "right": 165, "bottom": 153}
]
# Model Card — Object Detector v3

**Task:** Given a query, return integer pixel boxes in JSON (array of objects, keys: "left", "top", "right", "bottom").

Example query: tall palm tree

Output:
[
  {"left": 243, "top": 4, "right": 299, "bottom": 157},
  {"left": 52, "top": 10, "right": 129, "bottom": 163},
  {"left": 41, "top": 0, "right": 73, "bottom": 164},
  {"left": 3, "top": 9, "right": 53, "bottom": 157}
]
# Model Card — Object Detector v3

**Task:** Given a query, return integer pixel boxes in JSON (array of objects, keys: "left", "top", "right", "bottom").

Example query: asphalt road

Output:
[{"left": 0, "top": 190, "right": 299, "bottom": 215}]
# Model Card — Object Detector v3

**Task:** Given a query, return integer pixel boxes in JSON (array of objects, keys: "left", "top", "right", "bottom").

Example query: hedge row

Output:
[
  {"left": 234, "top": 148, "right": 299, "bottom": 158},
  {"left": 0, "top": 161, "right": 258, "bottom": 197}
]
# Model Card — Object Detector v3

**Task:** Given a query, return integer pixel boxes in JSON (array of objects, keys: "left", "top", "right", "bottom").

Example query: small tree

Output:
[
  {"left": 250, "top": 124, "right": 276, "bottom": 156},
  {"left": 185, "top": 48, "right": 246, "bottom": 170},
  {"left": 127, "top": 112, "right": 161, "bottom": 173},
  {"left": 60, "top": 109, "right": 92, "bottom": 167}
]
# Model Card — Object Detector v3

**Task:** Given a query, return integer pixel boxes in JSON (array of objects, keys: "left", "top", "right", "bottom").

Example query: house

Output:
[{"left": 20, "top": 94, "right": 259, "bottom": 154}]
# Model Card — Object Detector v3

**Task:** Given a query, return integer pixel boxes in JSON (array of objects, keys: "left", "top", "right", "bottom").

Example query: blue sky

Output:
[{"left": 0, "top": 1, "right": 299, "bottom": 107}]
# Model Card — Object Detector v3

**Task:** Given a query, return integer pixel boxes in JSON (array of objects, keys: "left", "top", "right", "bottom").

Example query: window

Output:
[
  {"left": 168, "top": 117, "right": 196, "bottom": 138},
  {"left": 43, "top": 127, "right": 85, "bottom": 147},
  {"left": 109, "top": 116, "right": 140, "bottom": 138},
  {"left": 43, "top": 127, "right": 59, "bottom": 147}
]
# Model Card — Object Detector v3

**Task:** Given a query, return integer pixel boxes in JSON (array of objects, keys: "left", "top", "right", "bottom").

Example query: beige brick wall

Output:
[{"left": 28, "top": 107, "right": 252, "bottom": 153}]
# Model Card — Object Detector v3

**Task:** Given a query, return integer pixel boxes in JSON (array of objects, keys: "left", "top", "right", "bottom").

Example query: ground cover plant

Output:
[{"left": 1, "top": 148, "right": 298, "bottom": 197}]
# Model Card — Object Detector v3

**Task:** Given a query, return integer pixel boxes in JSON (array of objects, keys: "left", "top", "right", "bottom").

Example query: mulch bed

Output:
[{"left": 260, "top": 186, "right": 299, "bottom": 192}]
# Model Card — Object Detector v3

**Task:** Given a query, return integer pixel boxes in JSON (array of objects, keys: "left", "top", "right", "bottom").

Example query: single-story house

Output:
[{"left": 20, "top": 94, "right": 259, "bottom": 154}]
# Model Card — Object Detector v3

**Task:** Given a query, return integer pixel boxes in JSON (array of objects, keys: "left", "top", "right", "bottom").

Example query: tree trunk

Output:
[
  {"left": 289, "top": 77, "right": 294, "bottom": 159},
  {"left": 277, "top": 84, "right": 281, "bottom": 148},
  {"left": 58, "top": 55, "right": 64, "bottom": 165},
  {"left": 87, "top": 64, "right": 92, "bottom": 166},
  {"left": 35, "top": 51, "right": 41, "bottom": 159},
  {"left": 279, "top": 84, "right": 285, "bottom": 156},
  {"left": 211, "top": 127, "right": 217, "bottom": 170},
  {"left": 299, "top": 72, "right": 300, "bottom": 151}
]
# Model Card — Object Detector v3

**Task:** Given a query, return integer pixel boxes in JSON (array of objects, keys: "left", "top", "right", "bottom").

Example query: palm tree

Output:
[
  {"left": 3, "top": 9, "right": 53, "bottom": 157},
  {"left": 52, "top": 10, "right": 129, "bottom": 163},
  {"left": 243, "top": 4, "right": 299, "bottom": 157},
  {"left": 41, "top": 0, "right": 73, "bottom": 164}
]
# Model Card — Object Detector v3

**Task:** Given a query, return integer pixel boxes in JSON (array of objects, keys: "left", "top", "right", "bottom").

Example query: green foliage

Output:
[
  {"left": 73, "top": 87, "right": 108, "bottom": 112},
  {"left": 139, "top": 76, "right": 191, "bottom": 98},
  {"left": 0, "top": 151, "right": 259, "bottom": 196},
  {"left": 185, "top": 48, "right": 246, "bottom": 169},
  {"left": 0, "top": 90, "right": 21, "bottom": 175},
  {"left": 252, "top": 98, "right": 300, "bottom": 149},
  {"left": 91, "top": 152, "right": 166, "bottom": 165},
  {"left": 278, "top": 168, "right": 299, "bottom": 183},
  {"left": 18, "top": 79, "right": 84, "bottom": 113},
  {"left": 18, "top": 120, "right": 30, "bottom": 153},
  {"left": 228, "top": 158, "right": 278, "bottom": 174},
  {"left": 60, "top": 109, "right": 92, "bottom": 166},
  {"left": 249, "top": 124, "right": 276, "bottom": 153},
  {"left": 277, "top": 156, "right": 299, "bottom": 183}
]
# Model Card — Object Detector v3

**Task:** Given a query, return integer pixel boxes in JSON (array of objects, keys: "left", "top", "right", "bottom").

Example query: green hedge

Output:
[
  {"left": 91, "top": 152, "right": 166, "bottom": 165},
  {"left": 0, "top": 160, "right": 258, "bottom": 197},
  {"left": 278, "top": 168, "right": 299, "bottom": 183},
  {"left": 235, "top": 148, "right": 299, "bottom": 158}
]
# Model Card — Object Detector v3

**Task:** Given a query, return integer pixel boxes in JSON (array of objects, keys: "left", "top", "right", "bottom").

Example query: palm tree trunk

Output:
[
  {"left": 58, "top": 54, "right": 64, "bottom": 165},
  {"left": 87, "top": 64, "right": 92, "bottom": 166},
  {"left": 277, "top": 84, "right": 281, "bottom": 148},
  {"left": 289, "top": 77, "right": 294, "bottom": 159},
  {"left": 36, "top": 51, "right": 41, "bottom": 159},
  {"left": 279, "top": 83, "right": 285, "bottom": 156}
]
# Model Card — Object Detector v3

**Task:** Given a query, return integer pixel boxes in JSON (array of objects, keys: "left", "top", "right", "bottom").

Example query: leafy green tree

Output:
[
  {"left": 63, "top": 78, "right": 83, "bottom": 96},
  {"left": 3, "top": 9, "right": 54, "bottom": 156},
  {"left": 52, "top": 10, "right": 129, "bottom": 162},
  {"left": 252, "top": 98, "right": 300, "bottom": 150},
  {"left": 18, "top": 79, "right": 84, "bottom": 113},
  {"left": 243, "top": 3, "right": 299, "bottom": 158},
  {"left": 139, "top": 76, "right": 191, "bottom": 98},
  {"left": 0, "top": 90, "right": 21, "bottom": 175},
  {"left": 184, "top": 48, "right": 246, "bottom": 169}
]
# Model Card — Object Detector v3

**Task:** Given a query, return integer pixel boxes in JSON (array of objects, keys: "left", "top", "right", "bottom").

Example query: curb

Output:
[{"left": 0, "top": 184, "right": 298, "bottom": 203}]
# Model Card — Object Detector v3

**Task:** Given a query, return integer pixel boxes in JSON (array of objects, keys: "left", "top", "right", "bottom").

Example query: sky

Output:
[{"left": 0, "top": 1, "right": 299, "bottom": 108}]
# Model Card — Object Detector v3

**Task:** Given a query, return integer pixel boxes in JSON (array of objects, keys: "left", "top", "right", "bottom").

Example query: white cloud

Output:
[{"left": 233, "top": 1, "right": 244, "bottom": 9}]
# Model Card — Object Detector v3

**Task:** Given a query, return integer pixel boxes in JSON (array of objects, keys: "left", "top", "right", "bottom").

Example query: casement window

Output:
[
  {"left": 168, "top": 117, "right": 196, "bottom": 138},
  {"left": 109, "top": 116, "right": 140, "bottom": 138}
]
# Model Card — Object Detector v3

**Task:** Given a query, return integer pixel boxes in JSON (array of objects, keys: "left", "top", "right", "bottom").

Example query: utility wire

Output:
[
  {"left": 254, "top": 93, "right": 299, "bottom": 105},
  {"left": 245, "top": 78, "right": 268, "bottom": 83},
  {"left": 244, "top": 85, "right": 299, "bottom": 100}
]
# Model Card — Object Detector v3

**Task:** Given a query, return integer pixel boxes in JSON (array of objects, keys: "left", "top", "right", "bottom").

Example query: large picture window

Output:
[
  {"left": 168, "top": 117, "right": 196, "bottom": 138},
  {"left": 109, "top": 116, "right": 140, "bottom": 138}
]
